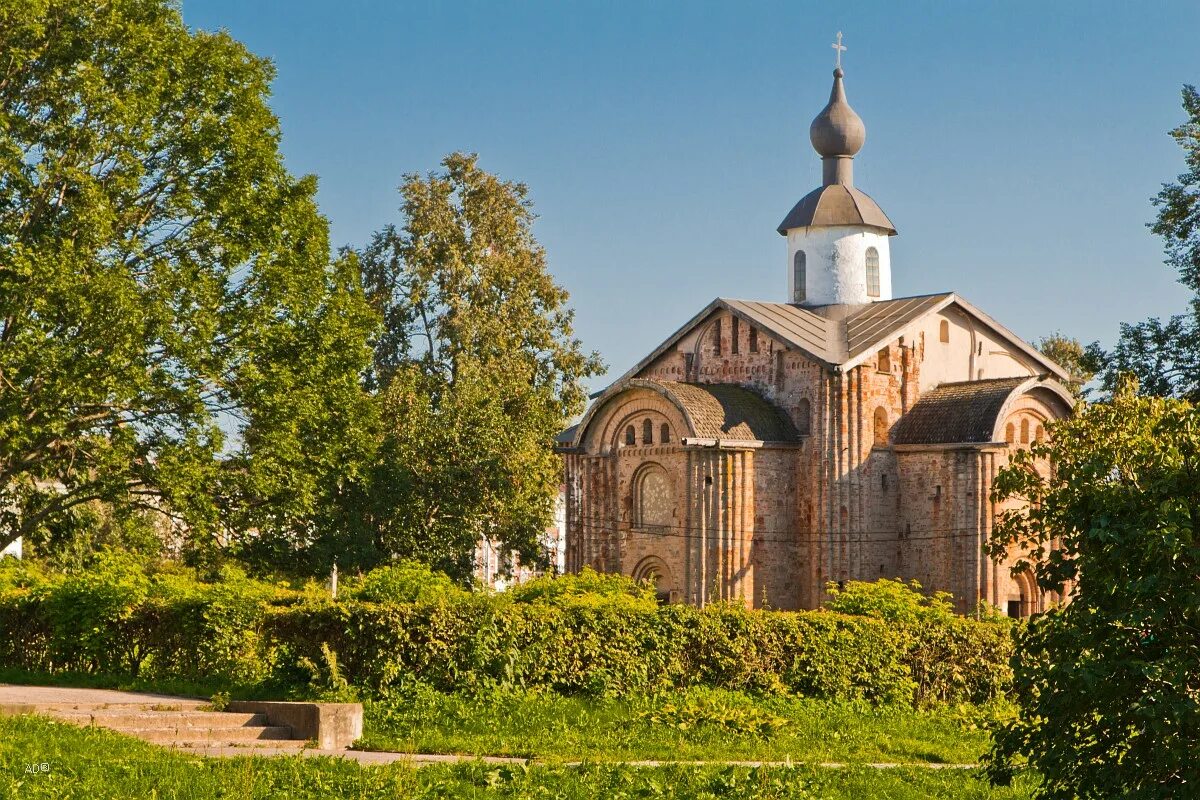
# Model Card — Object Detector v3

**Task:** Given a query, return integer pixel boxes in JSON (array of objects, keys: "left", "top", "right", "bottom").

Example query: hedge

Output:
[{"left": 0, "top": 561, "right": 1013, "bottom": 707}]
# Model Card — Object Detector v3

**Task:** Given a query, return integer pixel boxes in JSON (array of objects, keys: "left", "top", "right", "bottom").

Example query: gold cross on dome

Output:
[{"left": 832, "top": 31, "right": 846, "bottom": 69}]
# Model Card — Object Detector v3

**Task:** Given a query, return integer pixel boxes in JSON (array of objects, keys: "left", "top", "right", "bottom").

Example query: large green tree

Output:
[
  {"left": 985, "top": 384, "right": 1200, "bottom": 798},
  {"left": 336, "top": 153, "right": 603, "bottom": 581},
  {"left": 1093, "top": 86, "right": 1200, "bottom": 400},
  {"left": 0, "top": 0, "right": 377, "bottom": 559},
  {"left": 1035, "top": 332, "right": 1101, "bottom": 396}
]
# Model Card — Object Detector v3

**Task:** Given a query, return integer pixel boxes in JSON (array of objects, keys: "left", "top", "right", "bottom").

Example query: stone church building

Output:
[{"left": 557, "top": 64, "right": 1073, "bottom": 616}]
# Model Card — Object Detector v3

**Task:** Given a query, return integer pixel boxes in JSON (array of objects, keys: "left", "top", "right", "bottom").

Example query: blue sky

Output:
[{"left": 184, "top": 1, "right": 1200, "bottom": 389}]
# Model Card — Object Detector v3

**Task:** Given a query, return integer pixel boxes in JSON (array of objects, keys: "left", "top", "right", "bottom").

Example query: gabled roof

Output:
[
  {"left": 891, "top": 377, "right": 1073, "bottom": 445},
  {"left": 777, "top": 184, "right": 896, "bottom": 235},
  {"left": 606, "top": 292, "right": 1070, "bottom": 389}
]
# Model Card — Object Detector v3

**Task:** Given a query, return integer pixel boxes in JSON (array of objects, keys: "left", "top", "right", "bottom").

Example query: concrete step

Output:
[
  {"left": 48, "top": 710, "right": 270, "bottom": 729},
  {"left": 112, "top": 725, "right": 297, "bottom": 743}
]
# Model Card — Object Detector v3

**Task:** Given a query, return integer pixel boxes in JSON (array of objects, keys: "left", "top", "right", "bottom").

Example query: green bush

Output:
[
  {"left": 0, "top": 558, "right": 1012, "bottom": 706},
  {"left": 347, "top": 560, "right": 466, "bottom": 604}
]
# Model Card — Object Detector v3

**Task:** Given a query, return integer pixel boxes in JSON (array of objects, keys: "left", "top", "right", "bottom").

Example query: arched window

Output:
[
  {"left": 625, "top": 425, "right": 636, "bottom": 446},
  {"left": 642, "top": 419, "right": 653, "bottom": 445},
  {"left": 796, "top": 398, "right": 812, "bottom": 436},
  {"left": 939, "top": 320, "right": 950, "bottom": 343},
  {"left": 660, "top": 423, "right": 671, "bottom": 445},
  {"left": 877, "top": 347, "right": 891, "bottom": 373},
  {"left": 634, "top": 464, "right": 673, "bottom": 531},
  {"left": 1020, "top": 419, "right": 1030, "bottom": 444},
  {"left": 793, "top": 251, "right": 806, "bottom": 303},
  {"left": 713, "top": 319, "right": 722, "bottom": 355},
  {"left": 873, "top": 406, "right": 889, "bottom": 446},
  {"left": 1035, "top": 424, "right": 1045, "bottom": 442},
  {"left": 865, "top": 247, "right": 880, "bottom": 298},
  {"left": 1005, "top": 423, "right": 1015, "bottom": 444}
]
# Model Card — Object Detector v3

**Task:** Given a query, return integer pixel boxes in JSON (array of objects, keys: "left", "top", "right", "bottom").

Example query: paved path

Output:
[
  {"left": 0, "top": 685, "right": 978, "bottom": 769},
  {"left": 0, "top": 685, "right": 205, "bottom": 706}
]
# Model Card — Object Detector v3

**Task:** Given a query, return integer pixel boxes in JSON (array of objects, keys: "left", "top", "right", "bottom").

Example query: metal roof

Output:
[
  {"left": 777, "top": 184, "right": 896, "bottom": 235},
  {"left": 604, "top": 293, "right": 1070, "bottom": 391},
  {"left": 843, "top": 293, "right": 951, "bottom": 359}
]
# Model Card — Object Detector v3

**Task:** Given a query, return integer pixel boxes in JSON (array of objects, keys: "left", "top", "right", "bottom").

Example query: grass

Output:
[
  {"left": 0, "top": 715, "right": 1036, "bottom": 799},
  {"left": 358, "top": 685, "right": 1007, "bottom": 766}
]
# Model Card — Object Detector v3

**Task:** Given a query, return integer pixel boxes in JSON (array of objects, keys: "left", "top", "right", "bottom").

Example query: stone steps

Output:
[
  {"left": 0, "top": 687, "right": 362, "bottom": 752},
  {"left": 49, "top": 710, "right": 270, "bottom": 728},
  {"left": 31, "top": 704, "right": 310, "bottom": 750}
]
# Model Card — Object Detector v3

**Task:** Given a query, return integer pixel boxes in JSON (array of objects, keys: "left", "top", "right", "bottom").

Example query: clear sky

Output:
[{"left": 183, "top": 1, "right": 1200, "bottom": 390}]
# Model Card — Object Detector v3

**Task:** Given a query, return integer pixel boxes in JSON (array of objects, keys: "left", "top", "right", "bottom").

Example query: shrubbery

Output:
[{"left": 0, "top": 556, "right": 1012, "bottom": 707}]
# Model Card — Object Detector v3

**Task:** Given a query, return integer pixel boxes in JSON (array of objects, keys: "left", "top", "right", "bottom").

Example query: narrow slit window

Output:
[
  {"left": 749, "top": 327, "right": 758, "bottom": 353},
  {"left": 731, "top": 317, "right": 740, "bottom": 355},
  {"left": 642, "top": 419, "right": 654, "bottom": 445},
  {"left": 865, "top": 247, "right": 880, "bottom": 298},
  {"left": 660, "top": 423, "right": 671, "bottom": 444},
  {"left": 625, "top": 426, "right": 636, "bottom": 446},
  {"left": 713, "top": 320, "right": 722, "bottom": 355},
  {"left": 939, "top": 320, "right": 950, "bottom": 343},
  {"left": 793, "top": 251, "right": 806, "bottom": 303}
]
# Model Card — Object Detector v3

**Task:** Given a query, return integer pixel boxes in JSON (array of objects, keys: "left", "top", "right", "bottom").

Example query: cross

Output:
[{"left": 831, "top": 31, "right": 846, "bottom": 69}]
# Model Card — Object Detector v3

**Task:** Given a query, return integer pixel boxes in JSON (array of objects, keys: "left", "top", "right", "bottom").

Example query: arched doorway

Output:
[{"left": 632, "top": 556, "right": 673, "bottom": 604}]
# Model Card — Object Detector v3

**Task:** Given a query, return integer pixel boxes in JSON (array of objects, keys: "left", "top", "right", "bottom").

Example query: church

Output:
[{"left": 556, "top": 57, "right": 1073, "bottom": 616}]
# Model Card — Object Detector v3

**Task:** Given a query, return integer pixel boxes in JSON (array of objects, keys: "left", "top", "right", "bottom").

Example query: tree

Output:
[
  {"left": 984, "top": 382, "right": 1200, "bottom": 798},
  {"left": 1035, "top": 332, "right": 1102, "bottom": 396},
  {"left": 1091, "top": 86, "right": 1200, "bottom": 400},
  {"left": 340, "top": 153, "right": 603, "bottom": 581},
  {"left": 0, "top": 1, "right": 377, "bottom": 560}
]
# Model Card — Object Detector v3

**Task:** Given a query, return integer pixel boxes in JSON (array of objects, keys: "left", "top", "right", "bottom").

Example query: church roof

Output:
[
  {"left": 890, "top": 377, "right": 1073, "bottom": 445},
  {"left": 656, "top": 381, "right": 797, "bottom": 442},
  {"left": 608, "top": 292, "right": 1069, "bottom": 390},
  {"left": 567, "top": 378, "right": 798, "bottom": 449},
  {"left": 776, "top": 184, "right": 896, "bottom": 235}
]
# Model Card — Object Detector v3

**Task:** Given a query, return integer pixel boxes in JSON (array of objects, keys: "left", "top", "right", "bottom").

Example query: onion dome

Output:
[{"left": 809, "top": 68, "right": 865, "bottom": 159}]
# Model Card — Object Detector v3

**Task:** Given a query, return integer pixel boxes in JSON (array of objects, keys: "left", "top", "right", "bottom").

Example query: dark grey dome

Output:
[
  {"left": 809, "top": 68, "right": 865, "bottom": 158},
  {"left": 777, "top": 184, "right": 896, "bottom": 235}
]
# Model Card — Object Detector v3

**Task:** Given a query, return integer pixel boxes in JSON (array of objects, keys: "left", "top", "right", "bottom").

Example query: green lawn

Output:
[
  {"left": 0, "top": 715, "right": 1035, "bottom": 799},
  {"left": 359, "top": 685, "right": 1005, "bottom": 766}
]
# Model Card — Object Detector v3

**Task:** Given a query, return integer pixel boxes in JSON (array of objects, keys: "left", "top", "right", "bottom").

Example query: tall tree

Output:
[
  {"left": 344, "top": 153, "right": 603, "bottom": 580},
  {"left": 1092, "top": 86, "right": 1200, "bottom": 400},
  {"left": 1035, "top": 332, "right": 1101, "bottom": 396},
  {"left": 985, "top": 383, "right": 1200, "bottom": 799},
  {"left": 0, "top": 0, "right": 377, "bottom": 559}
]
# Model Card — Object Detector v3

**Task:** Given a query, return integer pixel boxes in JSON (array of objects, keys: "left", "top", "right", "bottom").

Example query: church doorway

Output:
[{"left": 632, "top": 556, "right": 674, "bottom": 604}]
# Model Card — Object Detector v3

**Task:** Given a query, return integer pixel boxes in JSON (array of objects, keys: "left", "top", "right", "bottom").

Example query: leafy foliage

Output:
[
  {"left": 0, "top": 558, "right": 1011, "bottom": 707},
  {"left": 334, "top": 153, "right": 604, "bottom": 580},
  {"left": 508, "top": 566, "right": 658, "bottom": 610},
  {"left": 825, "top": 579, "right": 955, "bottom": 625},
  {"left": 1034, "top": 333, "right": 1101, "bottom": 397},
  {"left": 347, "top": 560, "right": 466, "bottom": 604},
  {"left": 985, "top": 384, "right": 1200, "bottom": 798},
  {"left": 0, "top": 0, "right": 378, "bottom": 560}
]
